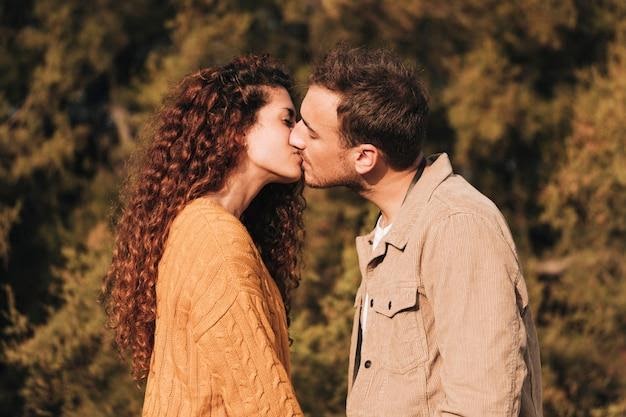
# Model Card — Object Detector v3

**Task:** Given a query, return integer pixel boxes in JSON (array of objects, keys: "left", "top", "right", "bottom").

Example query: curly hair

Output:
[{"left": 103, "top": 55, "right": 305, "bottom": 381}]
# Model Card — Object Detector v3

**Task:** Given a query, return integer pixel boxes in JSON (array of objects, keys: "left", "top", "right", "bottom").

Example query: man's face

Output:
[{"left": 289, "top": 85, "right": 361, "bottom": 189}]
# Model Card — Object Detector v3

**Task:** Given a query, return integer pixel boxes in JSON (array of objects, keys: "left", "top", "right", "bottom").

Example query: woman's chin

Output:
[{"left": 274, "top": 168, "right": 303, "bottom": 184}]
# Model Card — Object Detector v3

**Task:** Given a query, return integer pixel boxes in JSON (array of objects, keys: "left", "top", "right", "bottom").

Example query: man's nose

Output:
[{"left": 289, "top": 121, "right": 305, "bottom": 150}]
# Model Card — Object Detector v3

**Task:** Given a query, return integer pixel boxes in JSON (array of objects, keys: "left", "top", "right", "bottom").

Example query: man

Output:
[{"left": 289, "top": 46, "right": 542, "bottom": 417}]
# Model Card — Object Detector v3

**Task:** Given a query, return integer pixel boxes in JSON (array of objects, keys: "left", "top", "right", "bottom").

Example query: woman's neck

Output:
[{"left": 203, "top": 165, "right": 269, "bottom": 218}]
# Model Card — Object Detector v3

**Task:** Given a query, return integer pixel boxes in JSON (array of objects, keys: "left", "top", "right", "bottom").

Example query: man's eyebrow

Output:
[{"left": 301, "top": 117, "right": 318, "bottom": 135}]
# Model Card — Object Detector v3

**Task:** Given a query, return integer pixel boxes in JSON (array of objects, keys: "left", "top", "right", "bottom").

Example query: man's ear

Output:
[{"left": 353, "top": 144, "right": 380, "bottom": 175}]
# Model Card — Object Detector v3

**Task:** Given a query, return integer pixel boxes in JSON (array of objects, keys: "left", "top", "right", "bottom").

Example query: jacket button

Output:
[
  {"left": 370, "top": 298, "right": 374, "bottom": 307},
  {"left": 364, "top": 360, "right": 372, "bottom": 369}
]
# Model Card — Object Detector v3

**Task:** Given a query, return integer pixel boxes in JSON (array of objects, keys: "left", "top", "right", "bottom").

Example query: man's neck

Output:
[{"left": 359, "top": 163, "right": 421, "bottom": 228}]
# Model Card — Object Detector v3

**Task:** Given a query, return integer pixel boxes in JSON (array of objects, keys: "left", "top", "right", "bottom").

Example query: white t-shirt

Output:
[{"left": 361, "top": 216, "right": 392, "bottom": 335}]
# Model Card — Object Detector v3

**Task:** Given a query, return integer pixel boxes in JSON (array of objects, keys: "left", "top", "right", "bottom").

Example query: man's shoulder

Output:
[
  {"left": 425, "top": 173, "right": 504, "bottom": 224},
  {"left": 418, "top": 174, "right": 518, "bottom": 255}
]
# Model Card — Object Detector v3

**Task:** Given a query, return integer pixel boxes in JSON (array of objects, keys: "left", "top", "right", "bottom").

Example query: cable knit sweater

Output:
[{"left": 142, "top": 197, "right": 303, "bottom": 417}]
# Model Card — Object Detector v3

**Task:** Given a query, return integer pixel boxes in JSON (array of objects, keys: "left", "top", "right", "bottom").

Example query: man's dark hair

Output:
[{"left": 310, "top": 45, "right": 429, "bottom": 170}]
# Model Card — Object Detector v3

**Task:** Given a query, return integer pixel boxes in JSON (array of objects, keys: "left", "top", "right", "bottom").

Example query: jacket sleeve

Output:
[
  {"left": 421, "top": 213, "right": 529, "bottom": 417},
  {"left": 189, "top": 260, "right": 304, "bottom": 417}
]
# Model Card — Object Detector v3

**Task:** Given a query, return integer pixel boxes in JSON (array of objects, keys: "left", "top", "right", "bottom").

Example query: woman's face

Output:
[{"left": 245, "top": 87, "right": 302, "bottom": 183}]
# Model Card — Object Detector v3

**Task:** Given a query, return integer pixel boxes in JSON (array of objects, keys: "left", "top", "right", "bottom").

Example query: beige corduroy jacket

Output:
[{"left": 348, "top": 153, "right": 542, "bottom": 417}]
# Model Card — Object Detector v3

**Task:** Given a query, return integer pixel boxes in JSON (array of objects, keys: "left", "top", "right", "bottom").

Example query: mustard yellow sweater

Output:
[{"left": 142, "top": 198, "right": 303, "bottom": 417}]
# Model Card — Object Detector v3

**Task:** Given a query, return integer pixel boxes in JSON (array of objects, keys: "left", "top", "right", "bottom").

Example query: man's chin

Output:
[
  {"left": 304, "top": 182, "right": 327, "bottom": 189},
  {"left": 302, "top": 172, "right": 325, "bottom": 188},
  {"left": 302, "top": 175, "right": 322, "bottom": 189},
  {"left": 303, "top": 173, "right": 362, "bottom": 191}
]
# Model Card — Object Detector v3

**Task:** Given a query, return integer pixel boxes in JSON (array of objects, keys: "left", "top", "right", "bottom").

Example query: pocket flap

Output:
[{"left": 372, "top": 285, "right": 418, "bottom": 318}]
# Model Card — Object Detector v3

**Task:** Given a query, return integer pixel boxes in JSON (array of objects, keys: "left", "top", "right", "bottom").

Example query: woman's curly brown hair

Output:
[{"left": 103, "top": 55, "right": 305, "bottom": 381}]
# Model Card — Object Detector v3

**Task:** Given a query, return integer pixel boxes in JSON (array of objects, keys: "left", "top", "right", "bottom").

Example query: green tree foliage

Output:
[
  {"left": 4, "top": 224, "right": 142, "bottom": 417},
  {"left": 536, "top": 25, "right": 626, "bottom": 416},
  {"left": 290, "top": 188, "right": 375, "bottom": 416},
  {"left": 1, "top": 1, "right": 624, "bottom": 416}
]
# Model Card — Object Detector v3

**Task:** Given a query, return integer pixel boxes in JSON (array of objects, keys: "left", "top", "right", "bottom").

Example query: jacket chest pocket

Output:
[{"left": 369, "top": 283, "right": 428, "bottom": 373}]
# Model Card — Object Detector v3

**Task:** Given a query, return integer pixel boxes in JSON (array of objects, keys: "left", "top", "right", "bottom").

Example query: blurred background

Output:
[{"left": 1, "top": 1, "right": 625, "bottom": 416}]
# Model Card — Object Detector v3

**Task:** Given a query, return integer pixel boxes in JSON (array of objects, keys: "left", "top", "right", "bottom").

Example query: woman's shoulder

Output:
[
  {"left": 178, "top": 197, "right": 242, "bottom": 225},
  {"left": 168, "top": 198, "right": 257, "bottom": 260},
  {"left": 172, "top": 197, "right": 246, "bottom": 235},
  {"left": 160, "top": 198, "right": 265, "bottom": 296}
]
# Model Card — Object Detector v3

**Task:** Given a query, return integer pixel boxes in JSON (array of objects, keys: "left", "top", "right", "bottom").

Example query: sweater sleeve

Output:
[{"left": 190, "top": 260, "right": 304, "bottom": 417}]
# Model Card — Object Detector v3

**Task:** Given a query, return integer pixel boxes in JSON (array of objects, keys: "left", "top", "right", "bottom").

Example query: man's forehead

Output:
[{"left": 301, "top": 86, "right": 341, "bottom": 123}]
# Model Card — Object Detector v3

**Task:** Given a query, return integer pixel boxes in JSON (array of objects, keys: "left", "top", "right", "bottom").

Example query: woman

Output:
[{"left": 103, "top": 55, "right": 305, "bottom": 416}]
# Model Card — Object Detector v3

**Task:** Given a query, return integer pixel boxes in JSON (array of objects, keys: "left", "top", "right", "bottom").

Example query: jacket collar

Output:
[{"left": 356, "top": 153, "right": 454, "bottom": 265}]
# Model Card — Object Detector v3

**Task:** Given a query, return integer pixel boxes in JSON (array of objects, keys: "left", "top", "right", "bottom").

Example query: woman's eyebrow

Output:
[{"left": 283, "top": 108, "right": 296, "bottom": 119}]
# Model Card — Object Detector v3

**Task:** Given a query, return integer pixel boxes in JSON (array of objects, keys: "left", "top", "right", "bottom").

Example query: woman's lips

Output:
[
  {"left": 296, "top": 152, "right": 306, "bottom": 161},
  {"left": 293, "top": 152, "right": 304, "bottom": 165}
]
